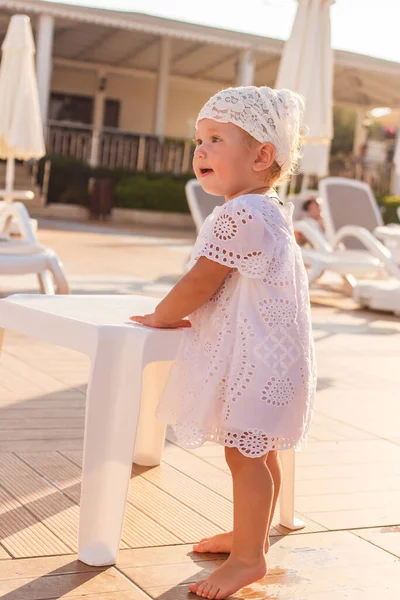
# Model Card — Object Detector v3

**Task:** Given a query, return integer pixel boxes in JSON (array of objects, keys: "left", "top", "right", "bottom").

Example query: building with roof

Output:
[{"left": 1, "top": 0, "right": 399, "bottom": 173}]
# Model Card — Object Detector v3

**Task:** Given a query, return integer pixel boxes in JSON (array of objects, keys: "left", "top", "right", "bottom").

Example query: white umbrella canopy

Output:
[
  {"left": 275, "top": 0, "right": 335, "bottom": 178},
  {"left": 0, "top": 14, "right": 45, "bottom": 194},
  {"left": 391, "top": 131, "right": 400, "bottom": 195}
]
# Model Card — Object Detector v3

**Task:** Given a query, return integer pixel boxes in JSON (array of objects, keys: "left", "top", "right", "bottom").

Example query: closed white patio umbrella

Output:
[
  {"left": 392, "top": 127, "right": 400, "bottom": 195},
  {"left": 275, "top": 0, "right": 335, "bottom": 181},
  {"left": 0, "top": 14, "right": 45, "bottom": 199}
]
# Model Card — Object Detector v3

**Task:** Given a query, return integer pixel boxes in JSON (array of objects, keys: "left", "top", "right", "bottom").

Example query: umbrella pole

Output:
[{"left": 5, "top": 157, "right": 15, "bottom": 203}]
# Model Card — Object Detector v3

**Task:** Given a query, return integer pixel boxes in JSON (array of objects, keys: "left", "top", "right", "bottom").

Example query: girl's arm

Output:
[{"left": 130, "top": 257, "right": 230, "bottom": 328}]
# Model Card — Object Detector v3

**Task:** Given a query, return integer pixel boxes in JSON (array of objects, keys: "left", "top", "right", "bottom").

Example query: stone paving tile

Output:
[
  {"left": 353, "top": 525, "right": 400, "bottom": 558},
  {"left": 0, "top": 567, "right": 144, "bottom": 600},
  {"left": 123, "top": 531, "right": 400, "bottom": 599}
]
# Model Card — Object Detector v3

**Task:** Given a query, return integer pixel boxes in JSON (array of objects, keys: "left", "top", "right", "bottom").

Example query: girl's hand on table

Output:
[{"left": 129, "top": 313, "right": 192, "bottom": 329}]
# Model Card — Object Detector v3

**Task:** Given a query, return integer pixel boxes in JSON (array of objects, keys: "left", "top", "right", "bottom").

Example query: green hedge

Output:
[
  {"left": 114, "top": 175, "right": 191, "bottom": 213},
  {"left": 37, "top": 155, "right": 193, "bottom": 213},
  {"left": 377, "top": 195, "right": 400, "bottom": 225}
]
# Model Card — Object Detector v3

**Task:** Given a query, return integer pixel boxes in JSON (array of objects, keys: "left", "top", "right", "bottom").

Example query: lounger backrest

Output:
[
  {"left": 185, "top": 179, "right": 225, "bottom": 232},
  {"left": 319, "top": 177, "right": 384, "bottom": 249}
]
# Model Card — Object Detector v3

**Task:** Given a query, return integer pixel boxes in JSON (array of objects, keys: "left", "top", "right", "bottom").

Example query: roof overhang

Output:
[{"left": 0, "top": 0, "right": 399, "bottom": 109}]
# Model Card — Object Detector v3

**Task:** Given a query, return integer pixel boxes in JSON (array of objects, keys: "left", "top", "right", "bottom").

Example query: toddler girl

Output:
[{"left": 130, "top": 86, "right": 316, "bottom": 599}]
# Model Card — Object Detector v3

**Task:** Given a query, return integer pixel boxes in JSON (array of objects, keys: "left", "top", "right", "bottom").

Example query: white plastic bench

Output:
[{"left": 0, "top": 294, "right": 301, "bottom": 566}]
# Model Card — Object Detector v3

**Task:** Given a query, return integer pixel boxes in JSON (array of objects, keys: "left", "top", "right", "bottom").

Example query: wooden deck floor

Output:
[{"left": 0, "top": 222, "right": 400, "bottom": 599}]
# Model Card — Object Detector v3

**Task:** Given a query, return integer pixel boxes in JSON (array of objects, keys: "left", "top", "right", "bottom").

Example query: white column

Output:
[
  {"left": 36, "top": 14, "right": 55, "bottom": 126},
  {"left": 236, "top": 49, "right": 255, "bottom": 87},
  {"left": 353, "top": 108, "right": 369, "bottom": 156},
  {"left": 90, "top": 71, "right": 107, "bottom": 168},
  {"left": 153, "top": 37, "right": 171, "bottom": 138}
]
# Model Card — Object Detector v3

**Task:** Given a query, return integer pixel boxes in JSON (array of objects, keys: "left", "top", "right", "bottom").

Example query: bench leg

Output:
[
  {"left": 279, "top": 448, "right": 305, "bottom": 531},
  {"left": 37, "top": 272, "right": 55, "bottom": 295},
  {"left": 78, "top": 328, "right": 148, "bottom": 567},
  {"left": 132, "top": 361, "right": 172, "bottom": 467}
]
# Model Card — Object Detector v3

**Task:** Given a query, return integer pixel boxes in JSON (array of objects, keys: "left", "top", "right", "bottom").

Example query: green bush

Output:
[
  {"left": 37, "top": 155, "right": 92, "bottom": 206},
  {"left": 114, "top": 175, "right": 190, "bottom": 213},
  {"left": 37, "top": 155, "right": 193, "bottom": 212},
  {"left": 329, "top": 152, "right": 352, "bottom": 175},
  {"left": 379, "top": 196, "right": 400, "bottom": 224},
  {"left": 58, "top": 184, "right": 91, "bottom": 206}
]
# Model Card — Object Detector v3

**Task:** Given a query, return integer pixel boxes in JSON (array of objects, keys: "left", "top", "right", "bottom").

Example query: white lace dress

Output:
[{"left": 156, "top": 193, "right": 316, "bottom": 457}]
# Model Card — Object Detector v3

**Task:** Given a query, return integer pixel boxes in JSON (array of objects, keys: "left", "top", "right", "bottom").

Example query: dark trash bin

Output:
[{"left": 89, "top": 177, "right": 114, "bottom": 220}]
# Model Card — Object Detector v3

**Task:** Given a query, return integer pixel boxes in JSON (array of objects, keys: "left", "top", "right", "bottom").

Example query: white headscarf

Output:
[{"left": 196, "top": 86, "right": 304, "bottom": 174}]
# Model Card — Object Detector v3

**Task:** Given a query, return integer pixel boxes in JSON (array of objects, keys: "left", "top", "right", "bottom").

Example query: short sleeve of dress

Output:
[{"left": 191, "top": 195, "right": 277, "bottom": 279}]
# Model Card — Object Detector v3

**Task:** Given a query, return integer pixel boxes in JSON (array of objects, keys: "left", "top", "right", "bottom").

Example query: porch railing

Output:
[
  {"left": 45, "top": 122, "right": 395, "bottom": 197},
  {"left": 45, "top": 121, "right": 195, "bottom": 175}
]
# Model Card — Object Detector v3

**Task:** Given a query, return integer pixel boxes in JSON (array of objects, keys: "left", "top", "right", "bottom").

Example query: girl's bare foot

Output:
[
  {"left": 193, "top": 532, "right": 270, "bottom": 554},
  {"left": 188, "top": 555, "right": 267, "bottom": 599},
  {"left": 193, "top": 532, "right": 233, "bottom": 554}
]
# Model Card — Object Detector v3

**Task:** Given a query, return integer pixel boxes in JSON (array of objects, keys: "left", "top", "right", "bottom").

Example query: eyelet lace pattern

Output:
[{"left": 157, "top": 194, "right": 316, "bottom": 457}]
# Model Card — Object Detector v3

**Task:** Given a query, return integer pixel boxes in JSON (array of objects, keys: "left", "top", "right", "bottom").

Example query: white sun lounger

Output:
[
  {"left": 292, "top": 218, "right": 400, "bottom": 286},
  {"left": 0, "top": 294, "right": 303, "bottom": 566},
  {"left": 318, "top": 177, "right": 400, "bottom": 262},
  {"left": 185, "top": 179, "right": 225, "bottom": 232},
  {"left": 0, "top": 201, "right": 69, "bottom": 294},
  {"left": 0, "top": 238, "right": 69, "bottom": 294},
  {"left": 353, "top": 280, "right": 400, "bottom": 316}
]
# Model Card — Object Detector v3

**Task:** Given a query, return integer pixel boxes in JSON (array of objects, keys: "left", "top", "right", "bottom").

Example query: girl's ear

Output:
[{"left": 253, "top": 142, "right": 276, "bottom": 172}]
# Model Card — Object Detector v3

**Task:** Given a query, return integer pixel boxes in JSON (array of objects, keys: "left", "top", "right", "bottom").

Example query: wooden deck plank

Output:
[
  {"left": 0, "top": 353, "right": 83, "bottom": 394},
  {"left": 161, "top": 442, "right": 326, "bottom": 534},
  {"left": 0, "top": 486, "right": 71, "bottom": 557},
  {"left": 0, "top": 429, "right": 84, "bottom": 441},
  {"left": 0, "top": 418, "right": 84, "bottom": 430},
  {"left": 0, "top": 454, "right": 79, "bottom": 553},
  {"left": 133, "top": 462, "right": 233, "bottom": 531},
  {"left": 36, "top": 451, "right": 226, "bottom": 543},
  {"left": 296, "top": 461, "right": 400, "bottom": 481},
  {"left": 296, "top": 489, "right": 400, "bottom": 513},
  {"left": 121, "top": 504, "right": 182, "bottom": 548},
  {"left": 17, "top": 452, "right": 179, "bottom": 550},
  {"left": 0, "top": 396, "right": 85, "bottom": 408},
  {"left": 296, "top": 474, "right": 400, "bottom": 495},
  {"left": 18, "top": 453, "right": 81, "bottom": 496},
  {"left": 307, "top": 506, "right": 400, "bottom": 530},
  {"left": 0, "top": 408, "right": 85, "bottom": 420},
  {"left": 0, "top": 367, "right": 49, "bottom": 396},
  {"left": 127, "top": 476, "right": 224, "bottom": 542},
  {"left": 0, "top": 543, "right": 11, "bottom": 559},
  {"left": 0, "top": 439, "right": 84, "bottom": 453},
  {"left": 59, "top": 450, "right": 83, "bottom": 467},
  {"left": 162, "top": 442, "right": 233, "bottom": 499}
]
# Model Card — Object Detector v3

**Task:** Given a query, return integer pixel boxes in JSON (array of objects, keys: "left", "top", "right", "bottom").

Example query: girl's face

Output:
[{"left": 193, "top": 119, "right": 269, "bottom": 200}]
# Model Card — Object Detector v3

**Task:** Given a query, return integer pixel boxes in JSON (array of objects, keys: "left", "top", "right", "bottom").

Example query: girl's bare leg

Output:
[
  {"left": 193, "top": 450, "right": 282, "bottom": 555},
  {"left": 189, "top": 447, "right": 272, "bottom": 599},
  {"left": 265, "top": 450, "right": 283, "bottom": 552}
]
